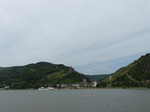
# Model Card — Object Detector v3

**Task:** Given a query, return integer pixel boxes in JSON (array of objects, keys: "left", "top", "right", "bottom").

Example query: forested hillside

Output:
[
  {"left": 0, "top": 62, "right": 84, "bottom": 89},
  {"left": 102, "top": 53, "right": 150, "bottom": 87}
]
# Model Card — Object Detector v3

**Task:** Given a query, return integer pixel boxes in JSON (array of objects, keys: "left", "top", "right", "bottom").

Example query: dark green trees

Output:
[{"left": 0, "top": 62, "right": 84, "bottom": 89}]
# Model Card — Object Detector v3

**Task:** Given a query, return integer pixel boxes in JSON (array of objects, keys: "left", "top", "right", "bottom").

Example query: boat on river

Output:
[{"left": 38, "top": 87, "right": 54, "bottom": 90}]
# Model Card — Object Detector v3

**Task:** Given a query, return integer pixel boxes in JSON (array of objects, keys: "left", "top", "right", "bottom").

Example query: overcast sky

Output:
[{"left": 0, "top": 0, "right": 150, "bottom": 75}]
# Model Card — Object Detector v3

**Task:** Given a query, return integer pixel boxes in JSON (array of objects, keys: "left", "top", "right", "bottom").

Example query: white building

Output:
[{"left": 92, "top": 81, "right": 97, "bottom": 87}]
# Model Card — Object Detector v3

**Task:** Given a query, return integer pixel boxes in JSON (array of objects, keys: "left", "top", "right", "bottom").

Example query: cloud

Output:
[
  {"left": 0, "top": 0, "right": 150, "bottom": 74},
  {"left": 99, "top": 67, "right": 109, "bottom": 70}
]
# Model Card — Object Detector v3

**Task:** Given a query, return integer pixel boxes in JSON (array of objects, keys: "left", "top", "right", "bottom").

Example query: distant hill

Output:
[
  {"left": 85, "top": 74, "right": 109, "bottom": 81},
  {"left": 103, "top": 53, "right": 150, "bottom": 87},
  {"left": 0, "top": 62, "right": 85, "bottom": 89}
]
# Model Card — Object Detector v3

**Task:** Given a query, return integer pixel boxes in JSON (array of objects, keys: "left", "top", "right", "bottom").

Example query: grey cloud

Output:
[{"left": 0, "top": 0, "right": 150, "bottom": 74}]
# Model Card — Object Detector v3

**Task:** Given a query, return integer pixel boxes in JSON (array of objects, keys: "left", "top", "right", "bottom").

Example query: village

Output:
[
  {"left": 54, "top": 78, "right": 98, "bottom": 89},
  {"left": 0, "top": 78, "right": 98, "bottom": 90}
]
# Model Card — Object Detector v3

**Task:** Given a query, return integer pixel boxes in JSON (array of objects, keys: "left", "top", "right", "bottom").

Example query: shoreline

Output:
[
  {"left": 1, "top": 87, "right": 149, "bottom": 90},
  {"left": 56, "top": 87, "right": 149, "bottom": 90}
]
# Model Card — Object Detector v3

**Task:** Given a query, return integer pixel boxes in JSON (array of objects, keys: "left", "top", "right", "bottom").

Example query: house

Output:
[
  {"left": 61, "top": 84, "right": 68, "bottom": 88},
  {"left": 5, "top": 86, "right": 9, "bottom": 89},
  {"left": 92, "top": 81, "right": 97, "bottom": 87}
]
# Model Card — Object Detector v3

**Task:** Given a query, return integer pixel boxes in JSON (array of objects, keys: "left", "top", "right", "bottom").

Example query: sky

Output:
[{"left": 0, "top": 0, "right": 150, "bottom": 75}]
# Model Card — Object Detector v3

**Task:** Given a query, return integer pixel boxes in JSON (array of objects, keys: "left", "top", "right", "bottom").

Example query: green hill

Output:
[
  {"left": 103, "top": 53, "right": 150, "bottom": 87},
  {"left": 0, "top": 62, "right": 84, "bottom": 89},
  {"left": 85, "top": 74, "right": 109, "bottom": 81}
]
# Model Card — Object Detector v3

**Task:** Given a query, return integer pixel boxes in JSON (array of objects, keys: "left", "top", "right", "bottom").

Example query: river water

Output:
[{"left": 0, "top": 89, "right": 150, "bottom": 112}]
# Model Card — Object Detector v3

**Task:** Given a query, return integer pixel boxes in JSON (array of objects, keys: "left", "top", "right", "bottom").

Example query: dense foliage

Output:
[
  {"left": 128, "top": 53, "right": 150, "bottom": 81},
  {"left": 0, "top": 62, "right": 84, "bottom": 89},
  {"left": 102, "top": 53, "right": 150, "bottom": 87}
]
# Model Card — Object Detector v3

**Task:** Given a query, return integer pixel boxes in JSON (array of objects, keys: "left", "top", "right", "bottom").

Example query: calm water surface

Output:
[{"left": 0, "top": 89, "right": 150, "bottom": 112}]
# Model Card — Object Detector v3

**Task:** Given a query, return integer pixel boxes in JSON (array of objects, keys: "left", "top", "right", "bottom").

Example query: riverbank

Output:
[
  {"left": 56, "top": 87, "right": 149, "bottom": 90},
  {"left": 0, "top": 87, "right": 149, "bottom": 90}
]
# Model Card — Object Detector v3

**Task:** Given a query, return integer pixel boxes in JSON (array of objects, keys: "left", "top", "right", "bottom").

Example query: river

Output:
[{"left": 0, "top": 89, "right": 150, "bottom": 112}]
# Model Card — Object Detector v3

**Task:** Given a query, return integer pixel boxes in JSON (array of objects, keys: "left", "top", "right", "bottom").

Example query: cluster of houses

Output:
[{"left": 55, "top": 78, "right": 98, "bottom": 88}]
